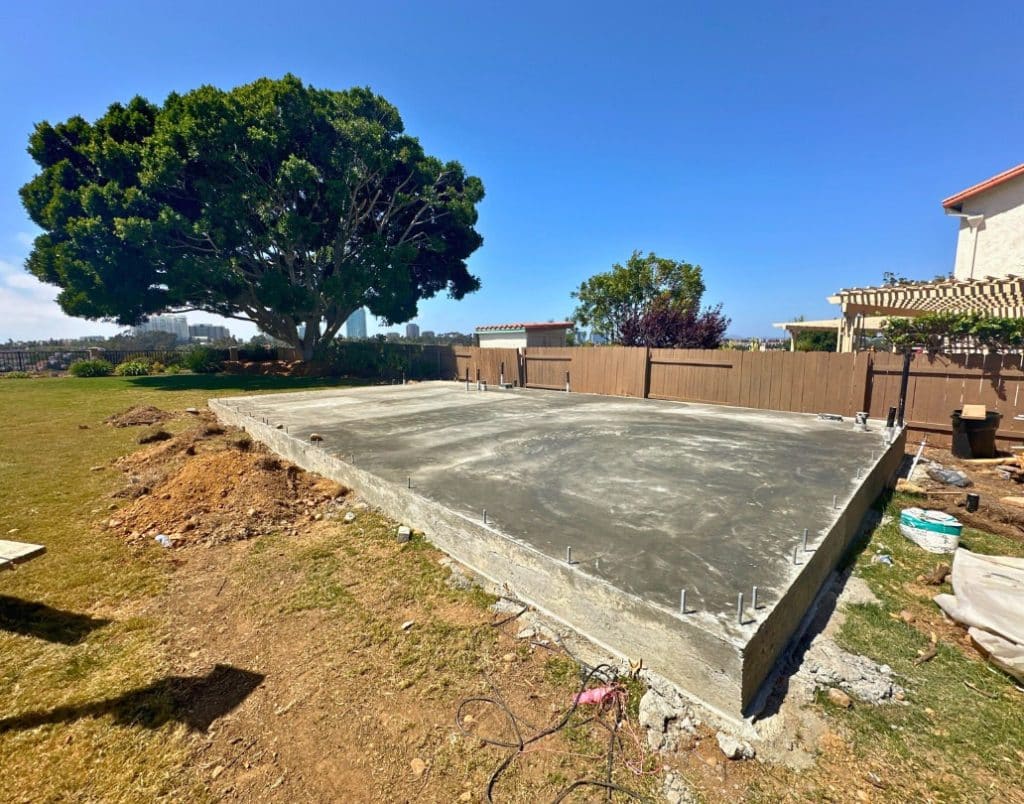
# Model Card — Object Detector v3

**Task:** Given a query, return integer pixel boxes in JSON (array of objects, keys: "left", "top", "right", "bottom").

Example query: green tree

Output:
[
  {"left": 20, "top": 75, "right": 485, "bottom": 359},
  {"left": 570, "top": 251, "right": 705, "bottom": 343}
]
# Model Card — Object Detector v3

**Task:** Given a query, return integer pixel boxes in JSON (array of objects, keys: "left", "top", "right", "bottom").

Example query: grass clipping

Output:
[{"left": 108, "top": 417, "right": 347, "bottom": 546}]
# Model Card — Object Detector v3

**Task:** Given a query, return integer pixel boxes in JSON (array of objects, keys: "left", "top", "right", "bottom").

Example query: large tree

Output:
[
  {"left": 570, "top": 251, "right": 707, "bottom": 343},
  {"left": 20, "top": 76, "right": 485, "bottom": 359}
]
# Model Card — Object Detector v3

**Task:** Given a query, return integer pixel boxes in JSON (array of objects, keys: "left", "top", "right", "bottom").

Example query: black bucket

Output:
[{"left": 950, "top": 410, "right": 1002, "bottom": 459}]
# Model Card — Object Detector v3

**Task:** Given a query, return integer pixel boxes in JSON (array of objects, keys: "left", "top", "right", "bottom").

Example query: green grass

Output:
[
  {"left": 0, "top": 374, "right": 359, "bottom": 802},
  {"left": 830, "top": 493, "right": 1024, "bottom": 800}
]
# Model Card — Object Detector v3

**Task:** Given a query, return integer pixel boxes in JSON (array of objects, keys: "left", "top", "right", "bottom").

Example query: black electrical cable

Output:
[{"left": 455, "top": 663, "right": 655, "bottom": 803}]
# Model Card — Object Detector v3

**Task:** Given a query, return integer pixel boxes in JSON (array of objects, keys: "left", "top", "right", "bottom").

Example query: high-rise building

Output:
[
  {"left": 345, "top": 308, "right": 367, "bottom": 339},
  {"left": 133, "top": 314, "right": 189, "bottom": 343},
  {"left": 188, "top": 323, "right": 232, "bottom": 342},
  {"left": 405, "top": 323, "right": 420, "bottom": 339}
]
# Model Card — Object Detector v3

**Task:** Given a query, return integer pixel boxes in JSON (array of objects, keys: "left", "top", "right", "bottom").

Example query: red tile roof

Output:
[
  {"left": 475, "top": 322, "right": 574, "bottom": 332},
  {"left": 942, "top": 163, "right": 1024, "bottom": 209}
]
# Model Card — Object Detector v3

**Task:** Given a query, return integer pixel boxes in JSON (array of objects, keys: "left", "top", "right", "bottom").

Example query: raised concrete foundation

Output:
[{"left": 210, "top": 382, "right": 904, "bottom": 721}]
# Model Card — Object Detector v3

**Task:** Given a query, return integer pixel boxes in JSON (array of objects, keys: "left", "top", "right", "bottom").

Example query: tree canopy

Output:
[
  {"left": 619, "top": 297, "right": 729, "bottom": 349},
  {"left": 570, "top": 251, "right": 728, "bottom": 347},
  {"left": 20, "top": 75, "right": 485, "bottom": 358},
  {"left": 570, "top": 251, "right": 706, "bottom": 343}
]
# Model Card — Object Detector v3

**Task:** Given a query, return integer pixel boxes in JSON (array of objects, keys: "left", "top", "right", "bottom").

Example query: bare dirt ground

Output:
[
  {"left": 103, "top": 413, "right": 668, "bottom": 802},
  {"left": 22, "top": 400, "right": 1014, "bottom": 803},
  {"left": 908, "top": 444, "right": 1024, "bottom": 543}
]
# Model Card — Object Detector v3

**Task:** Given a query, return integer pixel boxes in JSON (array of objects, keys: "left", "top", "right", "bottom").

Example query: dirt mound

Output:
[
  {"left": 109, "top": 430, "right": 347, "bottom": 546},
  {"left": 106, "top": 405, "right": 173, "bottom": 428}
]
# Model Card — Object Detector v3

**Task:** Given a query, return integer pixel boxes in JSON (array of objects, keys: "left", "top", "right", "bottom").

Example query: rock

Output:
[
  {"left": 401, "top": 620, "right": 415, "bottom": 631},
  {"left": 638, "top": 689, "right": 677, "bottom": 750},
  {"left": 459, "top": 792, "right": 472, "bottom": 802},
  {"left": 516, "top": 627, "right": 536, "bottom": 640},
  {"left": 396, "top": 526, "right": 412, "bottom": 543},
  {"left": 410, "top": 757, "right": 427, "bottom": 778},
  {"left": 827, "top": 688, "right": 853, "bottom": 708},
  {"left": 663, "top": 770, "right": 697, "bottom": 804},
  {"left": 185, "top": 407, "right": 199, "bottom": 414},
  {"left": 89, "top": 465, "right": 104, "bottom": 472},
  {"left": 502, "top": 652, "right": 516, "bottom": 662},
  {"left": 309, "top": 433, "right": 324, "bottom": 442},
  {"left": 343, "top": 511, "right": 357, "bottom": 523},
  {"left": 716, "top": 732, "right": 755, "bottom": 760},
  {"left": 211, "top": 765, "right": 225, "bottom": 780}
]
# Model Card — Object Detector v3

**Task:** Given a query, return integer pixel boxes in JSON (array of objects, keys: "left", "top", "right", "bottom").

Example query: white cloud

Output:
[{"left": 0, "top": 256, "right": 120, "bottom": 341}]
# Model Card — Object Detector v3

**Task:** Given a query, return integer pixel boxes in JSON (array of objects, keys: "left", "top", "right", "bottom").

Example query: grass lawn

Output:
[
  {"left": 826, "top": 497, "right": 1024, "bottom": 802},
  {"left": 0, "top": 375, "right": 361, "bottom": 801},
  {"left": 2, "top": 374, "right": 1023, "bottom": 802}
]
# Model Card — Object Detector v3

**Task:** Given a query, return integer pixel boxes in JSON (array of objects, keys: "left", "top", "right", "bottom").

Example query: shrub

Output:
[
  {"left": 69, "top": 359, "right": 114, "bottom": 377},
  {"left": 114, "top": 360, "right": 151, "bottom": 376},
  {"left": 164, "top": 364, "right": 183, "bottom": 375},
  {"left": 184, "top": 346, "right": 223, "bottom": 374},
  {"left": 150, "top": 361, "right": 165, "bottom": 374},
  {"left": 1, "top": 371, "right": 33, "bottom": 379}
]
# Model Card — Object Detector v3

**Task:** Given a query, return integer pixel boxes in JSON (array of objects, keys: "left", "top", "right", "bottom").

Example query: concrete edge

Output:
[{"left": 742, "top": 427, "right": 907, "bottom": 716}]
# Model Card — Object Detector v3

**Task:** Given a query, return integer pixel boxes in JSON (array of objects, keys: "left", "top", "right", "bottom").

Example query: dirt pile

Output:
[
  {"left": 109, "top": 423, "right": 347, "bottom": 546},
  {"left": 105, "top": 405, "right": 174, "bottom": 428}
]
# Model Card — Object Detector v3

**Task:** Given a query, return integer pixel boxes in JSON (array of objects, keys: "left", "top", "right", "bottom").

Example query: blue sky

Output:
[{"left": 1, "top": 1, "right": 1023, "bottom": 341}]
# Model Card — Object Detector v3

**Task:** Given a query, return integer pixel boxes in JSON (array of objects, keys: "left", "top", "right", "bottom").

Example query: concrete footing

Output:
[{"left": 210, "top": 383, "right": 904, "bottom": 721}]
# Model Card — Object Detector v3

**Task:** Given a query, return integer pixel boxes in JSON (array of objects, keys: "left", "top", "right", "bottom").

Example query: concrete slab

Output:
[{"left": 211, "top": 382, "right": 904, "bottom": 721}]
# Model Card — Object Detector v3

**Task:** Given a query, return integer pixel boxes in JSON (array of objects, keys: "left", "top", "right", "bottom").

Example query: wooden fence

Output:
[{"left": 448, "top": 346, "right": 1024, "bottom": 446}]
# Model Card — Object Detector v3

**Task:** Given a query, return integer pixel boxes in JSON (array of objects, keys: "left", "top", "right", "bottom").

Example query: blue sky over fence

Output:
[{"left": 2, "top": 1, "right": 1023, "bottom": 341}]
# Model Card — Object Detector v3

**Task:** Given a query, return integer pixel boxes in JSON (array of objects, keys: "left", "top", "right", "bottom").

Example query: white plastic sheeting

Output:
[{"left": 935, "top": 549, "right": 1024, "bottom": 682}]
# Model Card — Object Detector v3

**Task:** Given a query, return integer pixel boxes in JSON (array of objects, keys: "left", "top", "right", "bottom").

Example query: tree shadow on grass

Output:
[
  {"left": 127, "top": 374, "right": 366, "bottom": 393},
  {"left": 0, "top": 596, "right": 111, "bottom": 645},
  {"left": 0, "top": 664, "right": 265, "bottom": 734}
]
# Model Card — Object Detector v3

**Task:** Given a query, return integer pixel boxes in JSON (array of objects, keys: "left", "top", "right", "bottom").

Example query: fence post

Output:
[
  {"left": 643, "top": 347, "right": 652, "bottom": 399},
  {"left": 861, "top": 352, "right": 875, "bottom": 415}
]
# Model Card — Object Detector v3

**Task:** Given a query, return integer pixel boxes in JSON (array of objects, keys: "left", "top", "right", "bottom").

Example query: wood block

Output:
[{"left": 961, "top": 403, "right": 987, "bottom": 420}]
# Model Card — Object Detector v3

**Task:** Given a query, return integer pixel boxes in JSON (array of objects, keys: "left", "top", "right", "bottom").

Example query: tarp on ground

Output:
[{"left": 934, "top": 548, "right": 1024, "bottom": 682}]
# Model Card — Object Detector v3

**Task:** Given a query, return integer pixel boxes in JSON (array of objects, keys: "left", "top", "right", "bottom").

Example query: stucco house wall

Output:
[
  {"left": 477, "top": 332, "right": 527, "bottom": 349},
  {"left": 952, "top": 173, "right": 1024, "bottom": 280}
]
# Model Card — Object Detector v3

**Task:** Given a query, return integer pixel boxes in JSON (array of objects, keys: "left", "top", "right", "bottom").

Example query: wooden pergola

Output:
[{"left": 825, "top": 274, "right": 1024, "bottom": 352}]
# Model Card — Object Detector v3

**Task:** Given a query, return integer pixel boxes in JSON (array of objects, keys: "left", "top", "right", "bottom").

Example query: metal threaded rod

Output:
[
  {"left": 802, "top": 528, "right": 809, "bottom": 552},
  {"left": 566, "top": 546, "right": 573, "bottom": 564},
  {"left": 752, "top": 585, "right": 759, "bottom": 610},
  {"left": 737, "top": 592, "right": 744, "bottom": 625},
  {"left": 679, "top": 589, "right": 687, "bottom": 614}
]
